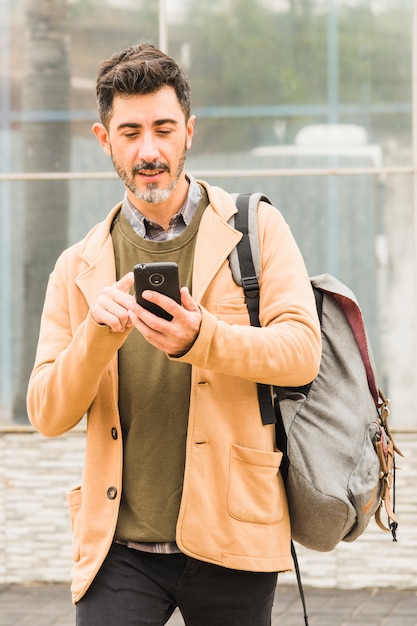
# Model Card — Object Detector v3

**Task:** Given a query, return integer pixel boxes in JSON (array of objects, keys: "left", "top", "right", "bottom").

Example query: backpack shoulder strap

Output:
[
  {"left": 234, "top": 193, "right": 262, "bottom": 327},
  {"left": 229, "top": 192, "right": 270, "bottom": 289},
  {"left": 232, "top": 192, "right": 310, "bottom": 625},
  {"left": 231, "top": 193, "right": 276, "bottom": 426}
]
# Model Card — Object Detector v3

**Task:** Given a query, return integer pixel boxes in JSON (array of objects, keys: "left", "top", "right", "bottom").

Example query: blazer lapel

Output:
[
  {"left": 75, "top": 206, "right": 120, "bottom": 307},
  {"left": 192, "top": 205, "right": 241, "bottom": 302}
]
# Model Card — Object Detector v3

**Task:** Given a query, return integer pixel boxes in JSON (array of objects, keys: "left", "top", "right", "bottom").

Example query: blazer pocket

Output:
[
  {"left": 228, "top": 444, "right": 284, "bottom": 524},
  {"left": 214, "top": 298, "right": 248, "bottom": 321},
  {"left": 66, "top": 486, "right": 82, "bottom": 563}
]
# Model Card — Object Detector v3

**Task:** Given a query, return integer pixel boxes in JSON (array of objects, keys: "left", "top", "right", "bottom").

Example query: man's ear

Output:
[
  {"left": 186, "top": 114, "right": 195, "bottom": 151},
  {"left": 92, "top": 123, "right": 111, "bottom": 156}
]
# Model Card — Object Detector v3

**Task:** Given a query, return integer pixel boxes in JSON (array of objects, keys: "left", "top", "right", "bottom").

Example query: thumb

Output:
[{"left": 180, "top": 286, "right": 198, "bottom": 311}]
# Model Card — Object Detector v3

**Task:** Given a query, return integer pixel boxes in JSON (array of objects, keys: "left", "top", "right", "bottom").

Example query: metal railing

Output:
[{"left": 0, "top": 166, "right": 416, "bottom": 181}]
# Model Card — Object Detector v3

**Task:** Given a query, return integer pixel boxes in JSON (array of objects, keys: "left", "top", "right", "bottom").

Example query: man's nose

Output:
[{"left": 137, "top": 133, "right": 160, "bottom": 162}]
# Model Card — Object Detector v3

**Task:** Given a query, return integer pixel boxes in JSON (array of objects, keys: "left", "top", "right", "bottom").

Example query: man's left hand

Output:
[{"left": 128, "top": 286, "right": 202, "bottom": 356}]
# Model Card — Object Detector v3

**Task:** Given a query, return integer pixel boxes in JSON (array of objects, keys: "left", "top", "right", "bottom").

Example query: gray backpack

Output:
[{"left": 230, "top": 192, "right": 403, "bottom": 553}]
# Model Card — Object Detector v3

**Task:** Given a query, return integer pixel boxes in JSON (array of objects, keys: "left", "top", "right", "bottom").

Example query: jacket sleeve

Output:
[
  {"left": 173, "top": 201, "right": 322, "bottom": 387},
  {"left": 26, "top": 255, "right": 130, "bottom": 437}
]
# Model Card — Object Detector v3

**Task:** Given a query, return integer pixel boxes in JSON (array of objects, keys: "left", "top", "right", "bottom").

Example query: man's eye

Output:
[{"left": 157, "top": 129, "right": 172, "bottom": 135}]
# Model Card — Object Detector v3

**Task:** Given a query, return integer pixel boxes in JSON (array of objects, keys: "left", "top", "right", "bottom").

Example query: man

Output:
[{"left": 27, "top": 43, "right": 321, "bottom": 626}]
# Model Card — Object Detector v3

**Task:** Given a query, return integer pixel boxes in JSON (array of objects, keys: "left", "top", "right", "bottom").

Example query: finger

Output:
[
  {"left": 114, "top": 271, "right": 134, "bottom": 293},
  {"left": 140, "top": 290, "right": 180, "bottom": 320},
  {"left": 91, "top": 305, "right": 127, "bottom": 332},
  {"left": 91, "top": 286, "right": 134, "bottom": 331}
]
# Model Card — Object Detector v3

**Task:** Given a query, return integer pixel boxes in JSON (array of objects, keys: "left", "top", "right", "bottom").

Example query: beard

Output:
[{"left": 112, "top": 148, "right": 187, "bottom": 205}]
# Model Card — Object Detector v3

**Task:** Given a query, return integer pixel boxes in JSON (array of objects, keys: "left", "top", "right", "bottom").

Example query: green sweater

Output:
[{"left": 112, "top": 192, "right": 208, "bottom": 542}]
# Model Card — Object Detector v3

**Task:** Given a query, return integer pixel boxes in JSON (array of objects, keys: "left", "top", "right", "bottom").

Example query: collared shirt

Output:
[
  {"left": 118, "top": 175, "right": 201, "bottom": 556},
  {"left": 121, "top": 175, "right": 201, "bottom": 241},
  {"left": 114, "top": 539, "right": 181, "bottom": 554}
]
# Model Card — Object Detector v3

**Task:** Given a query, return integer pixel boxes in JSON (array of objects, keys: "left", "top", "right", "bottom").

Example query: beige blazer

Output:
[{"left": 27, "top": 181, "right": 321, "bottom": 603}]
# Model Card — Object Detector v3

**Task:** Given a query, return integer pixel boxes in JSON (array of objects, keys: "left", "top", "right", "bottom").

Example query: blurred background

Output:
[{"left": 1, "top": 0, "right": 416, "bottom": 589}]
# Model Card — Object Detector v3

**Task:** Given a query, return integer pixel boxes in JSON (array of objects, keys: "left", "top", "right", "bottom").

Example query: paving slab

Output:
[{"left": 1, "top": 583, "right": 416, "bottom": 625}]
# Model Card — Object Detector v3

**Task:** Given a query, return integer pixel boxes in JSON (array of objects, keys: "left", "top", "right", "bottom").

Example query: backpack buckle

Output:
[{"left": 242, "top": 275, "right": 259, "bottom": 298}]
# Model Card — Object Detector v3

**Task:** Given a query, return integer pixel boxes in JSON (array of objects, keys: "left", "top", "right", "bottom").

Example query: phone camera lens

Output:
[{"left": 149, "top": 273, "right": 164, "bottom": 286}]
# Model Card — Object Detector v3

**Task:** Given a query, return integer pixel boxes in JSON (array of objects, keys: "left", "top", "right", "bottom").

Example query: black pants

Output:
[{"left": 76, "top": 542, "right": 278, "bottom": 626}]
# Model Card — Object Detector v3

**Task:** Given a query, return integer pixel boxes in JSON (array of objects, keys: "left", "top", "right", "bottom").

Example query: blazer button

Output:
[
  {"left": 111, "top": 427, "right": 118, "bottom": 440},
  {"left": 107, "top": 487, "right": 117, "bottom": 500}
]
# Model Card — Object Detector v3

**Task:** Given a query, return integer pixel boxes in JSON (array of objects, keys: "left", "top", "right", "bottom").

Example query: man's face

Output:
[{"left": 93, "top": 86, "right": 194, "bottom": 206}]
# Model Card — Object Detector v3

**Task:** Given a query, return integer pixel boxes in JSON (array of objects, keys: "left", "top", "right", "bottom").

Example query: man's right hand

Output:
[{"left": 90, "top": 272, "right": 135, "bottom": 332}]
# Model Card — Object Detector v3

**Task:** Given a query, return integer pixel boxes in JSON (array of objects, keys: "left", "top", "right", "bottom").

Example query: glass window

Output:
[{"left": 1, "top": 0, "right": 415, "bottom": 428}]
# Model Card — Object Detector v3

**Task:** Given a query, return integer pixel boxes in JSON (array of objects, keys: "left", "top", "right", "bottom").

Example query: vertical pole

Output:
[
  {"left": 159, "top": 0, "right": 168, "bottom": 54},
  {"left": 0, "top": 0, "right": 12, "bottom": 418},
  {"left": 412, "top": 0, "right": 417, "bottom": 414},
  {"left": 327, "top": 0, "right": 339, "bottom": 276},
  {"left": 327, "top": 0, "right": 339, "bottom": 125}
]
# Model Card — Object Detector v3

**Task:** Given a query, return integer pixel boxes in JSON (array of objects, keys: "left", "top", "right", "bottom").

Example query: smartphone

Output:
[{"left": 134, "top": 262, "right": 181, "bottom": 321}]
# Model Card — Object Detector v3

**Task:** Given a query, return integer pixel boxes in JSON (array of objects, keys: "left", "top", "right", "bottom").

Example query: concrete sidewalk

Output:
[{"left": 1, "top": 582, "right": 417, "bottom": 625}]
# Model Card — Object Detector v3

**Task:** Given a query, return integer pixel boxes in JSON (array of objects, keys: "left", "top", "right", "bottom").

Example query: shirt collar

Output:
[{"left": 121, "top": 175, "right": 201, "bottom": 240}]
